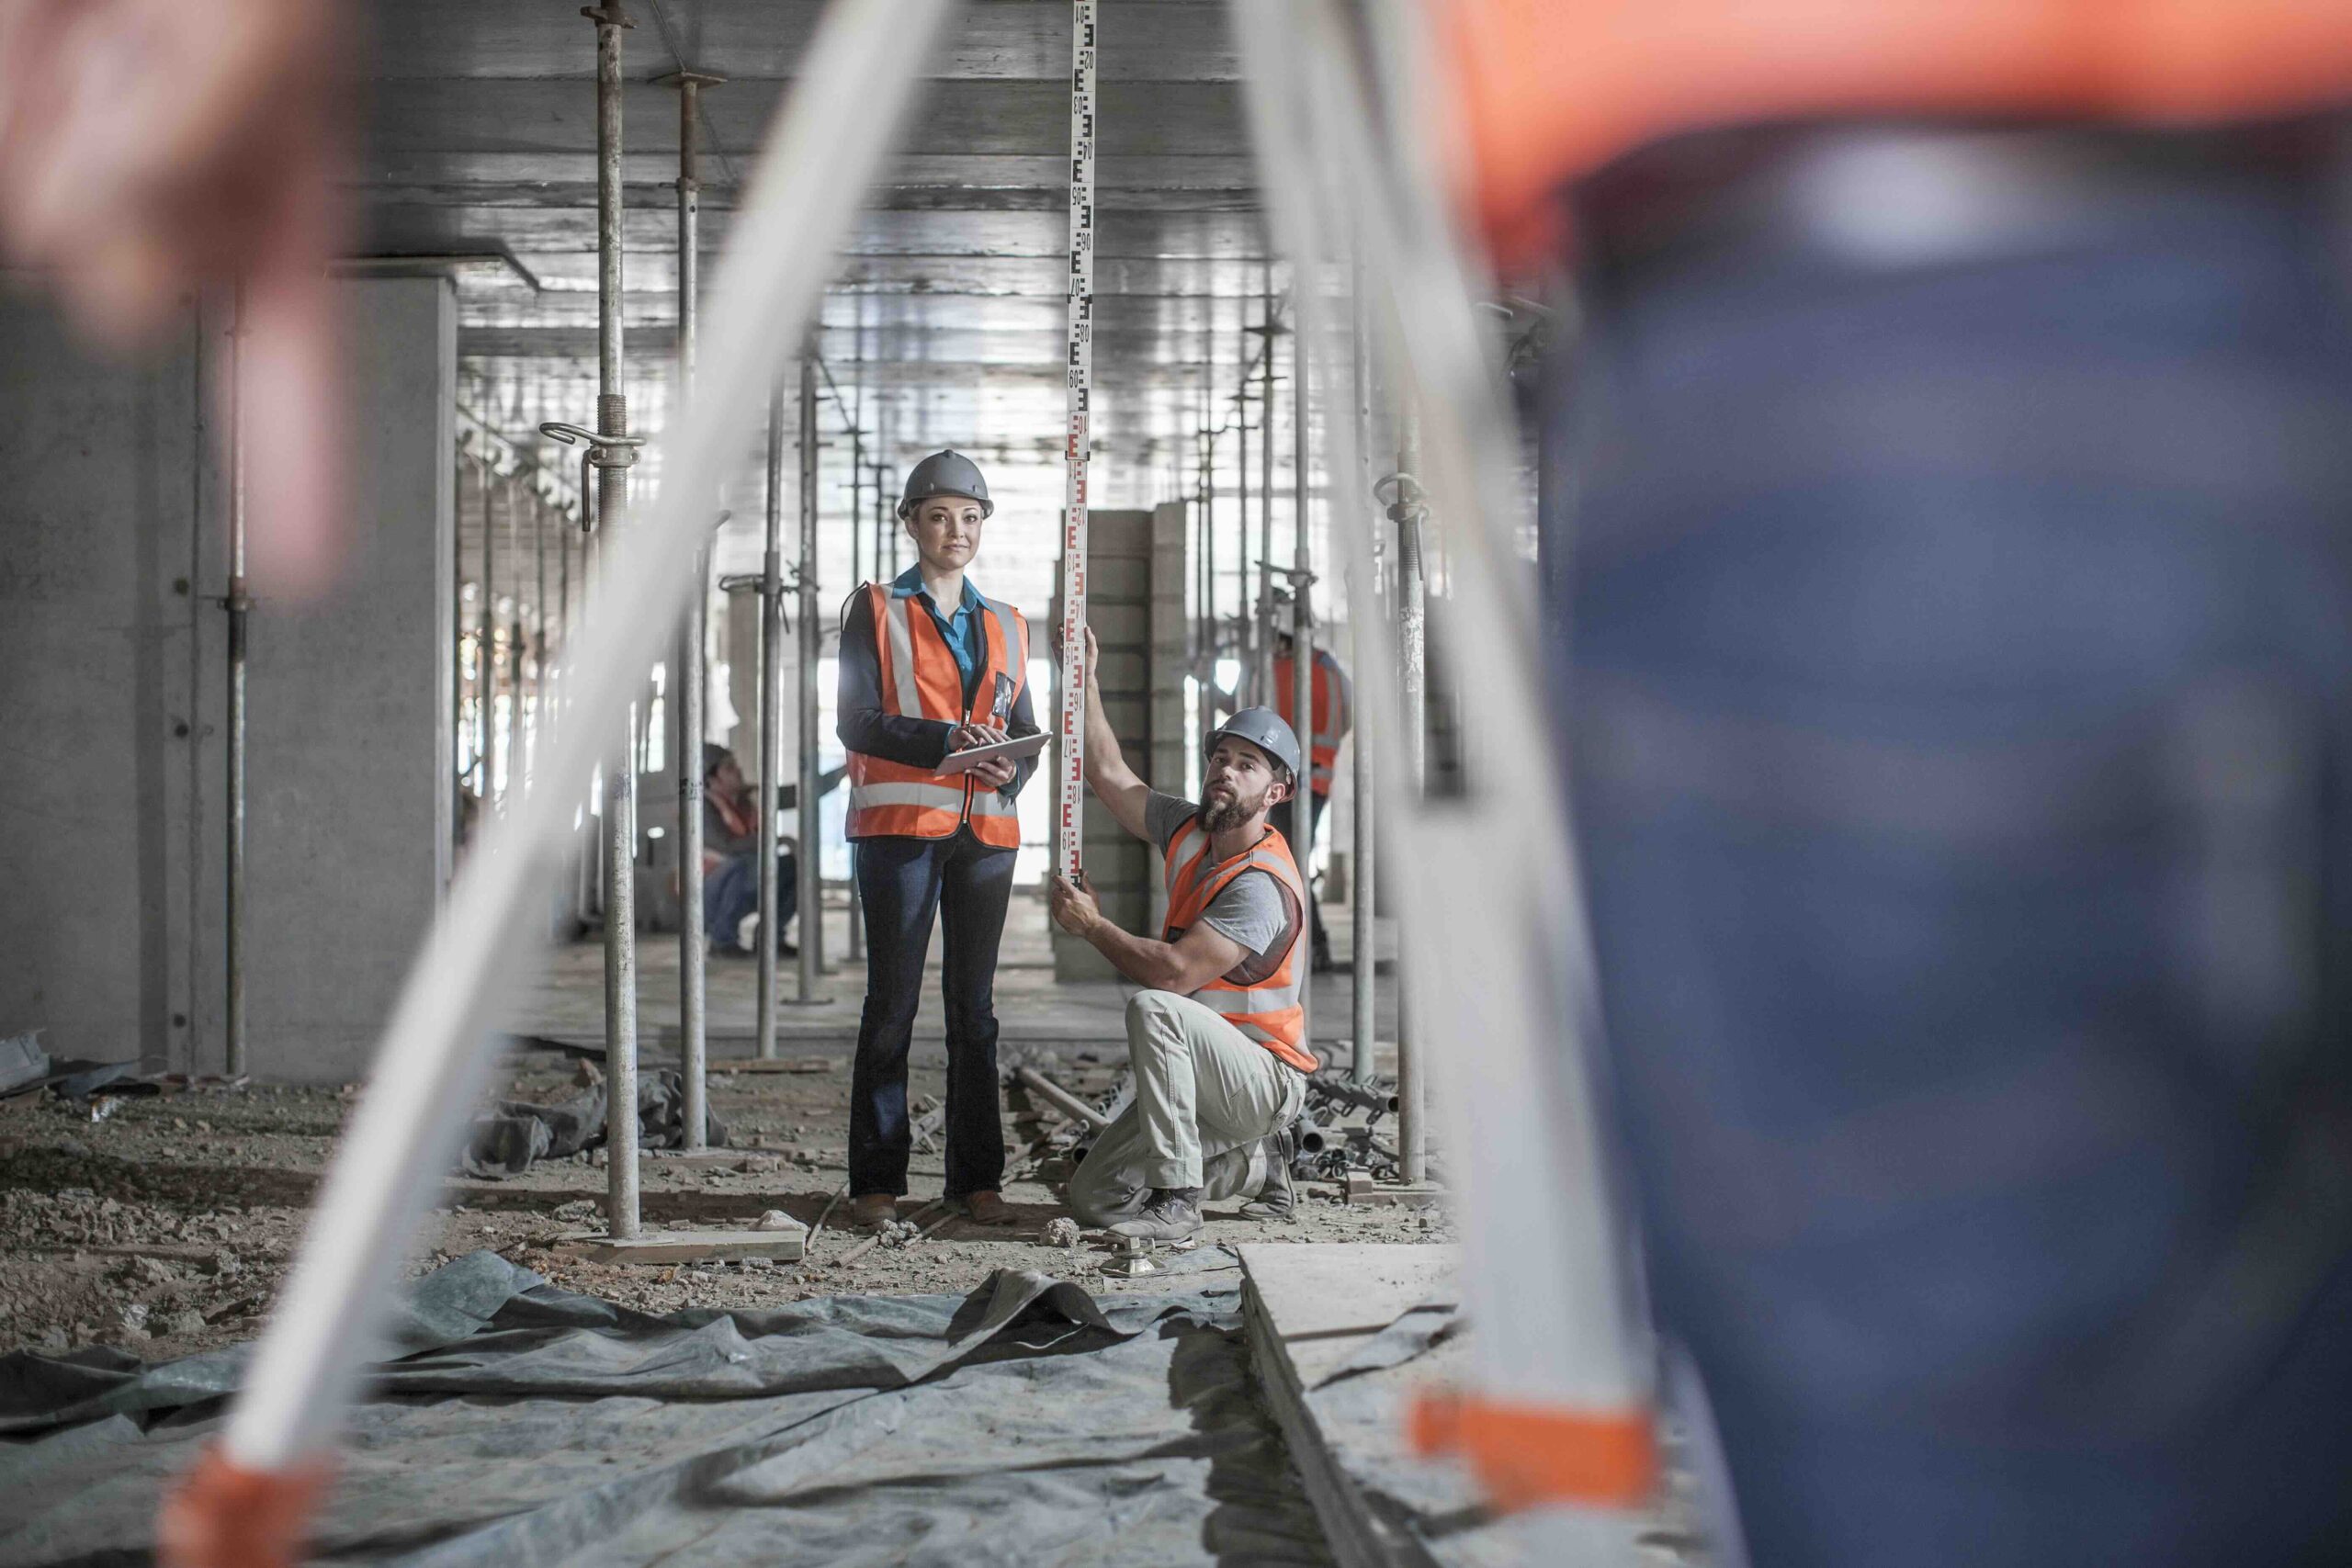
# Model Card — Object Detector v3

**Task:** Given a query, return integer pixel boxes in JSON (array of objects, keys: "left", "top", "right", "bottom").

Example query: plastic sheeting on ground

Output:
[{"left": 0, "top": 1248, "right": 1332, "bottom": 1566}]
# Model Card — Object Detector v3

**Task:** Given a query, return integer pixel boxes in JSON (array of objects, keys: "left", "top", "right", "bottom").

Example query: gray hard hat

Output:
[
  {"left": 898, "top": 449, "right": 993, "bottom": 519},
  {"left": 1204, "top": 706, "right": 1302, "bottom": 782}
]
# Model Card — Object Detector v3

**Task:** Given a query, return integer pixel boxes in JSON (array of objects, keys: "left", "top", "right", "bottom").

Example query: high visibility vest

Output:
[
  {"left": 1435, "top": 0, "right": 2352, "bottom": 257},
  {"left": 1161, "top": 817, "right": 1317, "bottom": 1073},
  {"left": 844, "top": 581, "right": 1030, "bottom": 848},
  {"left": 1272, "top": 650, "right": 1351, "bottom": 798}
]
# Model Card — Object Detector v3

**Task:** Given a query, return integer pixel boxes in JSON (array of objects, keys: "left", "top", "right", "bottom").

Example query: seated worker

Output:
[
  {"left": 700, "top": 741, "right": 844, "bottom": 957},
  {"left": 1047, "top": 628, "right": 1313, "bottom": 1241}
]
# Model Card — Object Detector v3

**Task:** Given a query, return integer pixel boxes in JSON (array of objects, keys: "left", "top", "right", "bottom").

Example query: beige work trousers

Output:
[{"left": 1066, "top": 988, "right": 1307, "bottom": 1225}]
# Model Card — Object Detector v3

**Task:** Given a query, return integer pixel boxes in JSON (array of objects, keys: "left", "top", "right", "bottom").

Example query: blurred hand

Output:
[
  {"left": 0, "top": 0, "right": 349, "bottom": 595},
  {"left": 948, "top": 723, "right": 1008, "bottom": 752},
  {"left": 968, "top": 756, "right": 1016, "bottom": 790}
]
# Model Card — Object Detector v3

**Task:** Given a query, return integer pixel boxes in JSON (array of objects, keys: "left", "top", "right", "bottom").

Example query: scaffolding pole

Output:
[
  {"left": 757, "top": 383, "right": 785, "bottom": 1054},
  {"left": 1256, "top": 265, "right": 1277, "bottom": 707},
  {"left": 797, "top": 352, "right": 822, "bottom": 997},
  {"left": 1393, "top": 400, "right": 1426, "bottom": 1183},
  {"left": 1292, "top": 312, "right": 1315, "bottom": 1057},
  {"left": 588, "top": 0, "right": 639, "bottom": 1241},
  {"left": 671, "top": 69, "right": 717, "bottom": 1149},
  {"left": 1349, "top": 276, "right": 1378, "bottom": 1085},
  {"left": 224, "top": 282, "right": 251, "bottom": 1077}
]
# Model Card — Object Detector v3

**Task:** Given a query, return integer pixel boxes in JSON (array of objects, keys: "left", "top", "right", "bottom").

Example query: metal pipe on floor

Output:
[
  {"left": 797, "top": 350, "right": 822, "bottom": 997},
  {"left": 756, "top": 383, "right": 785, "bottom": 1057},
  {"left": 672, "top": 68, "right": 717, "bottom": 1152},
  {"left": 225, "top": 281, "right": 251, "bottom": 1077},
  {"left": 1015, "top": 1066, "right": 1112, "bottom": 1131},
  {"left": 588, "top": 0, "right": 639, "bottom": 1240},
  {"left": 1393, "top": 400, "right": 1426, "bottom": 1184}
]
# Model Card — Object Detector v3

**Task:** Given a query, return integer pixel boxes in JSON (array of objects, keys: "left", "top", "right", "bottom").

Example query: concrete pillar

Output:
[
  {"left": 0, "top": 298, "right": 209, "bottom": 1070},
  {"left": 0, "top": 276, "right": 454, "bottom": 1081},
  {"left": 244, "top": 276, "right": 456, "bottom": 1079}
]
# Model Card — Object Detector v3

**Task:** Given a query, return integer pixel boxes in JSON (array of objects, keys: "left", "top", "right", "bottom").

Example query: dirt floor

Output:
[{"left": 0, "top": 1050, "right": 1450, "bottom": 1360}]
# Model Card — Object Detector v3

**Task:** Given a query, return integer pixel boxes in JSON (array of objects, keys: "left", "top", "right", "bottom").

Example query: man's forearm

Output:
[
  {"left": 1080, "top": 657, "right": 1125, "bottom": 785},
  {"left": 1080, "top": 918, "right": 1189, "bottom": 991}
]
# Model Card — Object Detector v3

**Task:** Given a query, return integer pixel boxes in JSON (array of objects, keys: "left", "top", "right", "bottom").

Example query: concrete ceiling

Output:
[{"left": 361, "top": 0, "right": 1300, "bottom": 606}]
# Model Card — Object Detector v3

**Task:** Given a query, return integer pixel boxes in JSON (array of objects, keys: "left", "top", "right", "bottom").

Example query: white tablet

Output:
[{"left": 939, "top": 731, "right": 1048, "bottom": 773}]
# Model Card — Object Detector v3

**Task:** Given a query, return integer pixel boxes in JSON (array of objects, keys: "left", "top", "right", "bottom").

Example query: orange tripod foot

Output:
[{"left": 157, "top": 1442, "right": 331, "bottom": 1568}]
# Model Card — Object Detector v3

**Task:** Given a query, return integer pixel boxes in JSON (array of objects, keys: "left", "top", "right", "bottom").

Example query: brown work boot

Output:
[
  {"left": 961, "top": 1189, "right": 1012, "bottom": 1226},
  {"left": 848, "top": 1192, "right": 899, "bottom": 1232}
]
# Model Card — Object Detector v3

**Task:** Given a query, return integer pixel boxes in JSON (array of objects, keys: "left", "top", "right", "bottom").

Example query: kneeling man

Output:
[{"left": 1046, "top": 629, "right": 1313, "bottom": 1241}]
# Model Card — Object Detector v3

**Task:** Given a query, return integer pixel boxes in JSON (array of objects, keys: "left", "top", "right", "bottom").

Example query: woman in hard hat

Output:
[{"left": 835, "top": 450, "right": 1038, "bottom": 1231}]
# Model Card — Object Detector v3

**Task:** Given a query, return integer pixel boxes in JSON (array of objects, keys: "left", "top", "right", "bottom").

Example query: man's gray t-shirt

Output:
[{"left": 1143, "top": 791, "right": 1296, "bottom": 972}]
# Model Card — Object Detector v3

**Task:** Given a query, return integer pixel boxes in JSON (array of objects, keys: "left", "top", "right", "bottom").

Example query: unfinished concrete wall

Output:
[
  {"left": 0, "top": 278, "right": 455, "bottom": 1081},
  {"left": 0, "top": 297, "right": 210, "bottom": 1070},
  {"left": 240, "top": 276, "right": 455, "bottom": 1080}
]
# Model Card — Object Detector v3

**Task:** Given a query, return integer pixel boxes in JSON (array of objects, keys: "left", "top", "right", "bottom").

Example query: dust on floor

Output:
[{"left": 0, "top": 1052, "right": 1451, "bottom": 1359}]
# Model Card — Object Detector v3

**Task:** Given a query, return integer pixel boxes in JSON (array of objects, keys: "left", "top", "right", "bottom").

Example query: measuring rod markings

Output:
[{"left": 1057, "top": 0, "right": 1096, "bottom": 880}]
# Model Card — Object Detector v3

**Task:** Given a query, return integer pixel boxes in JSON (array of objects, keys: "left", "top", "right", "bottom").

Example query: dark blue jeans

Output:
[
  {"left": 849, "top": 827, "right": 1015, "bottom": 1198},
  {"left": 703, "top": 851, "right": 796, "bottom": 953},
  {"left": 1558, "top": 146, "right": 2352, "bottom": 1567}
]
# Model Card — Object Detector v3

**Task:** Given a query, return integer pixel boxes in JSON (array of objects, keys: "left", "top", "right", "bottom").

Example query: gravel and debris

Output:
[{"left": 0, "top": 1051, "right": 1453, "bottom": 1359}]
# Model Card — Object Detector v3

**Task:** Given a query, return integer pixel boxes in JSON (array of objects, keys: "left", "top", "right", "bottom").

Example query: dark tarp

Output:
[{"left": 0, "top": 1248, "right": 1331, "bottom": 1566}]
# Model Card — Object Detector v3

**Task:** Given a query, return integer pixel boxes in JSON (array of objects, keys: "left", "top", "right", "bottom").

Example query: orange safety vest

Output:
[
  {"left": 1161, "top": 817, "right": 1317, "bottom": 1073},
  {"left": 1272, "top": 650, "right": 1351, "bottom": 798},
  {"left": 844, "top": 581, "right": 1030, "bottom": 848},
  {"left": 1432, "top": 0, "right": 2352, "bottom": 258}
]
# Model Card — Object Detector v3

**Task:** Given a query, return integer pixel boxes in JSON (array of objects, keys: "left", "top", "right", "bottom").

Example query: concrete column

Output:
[
  {"left": 245, "top": 277, "right": 457, "bottom": 1080},
  {"left": 1051, "top": 509, "right": 1155, "bottom": 980},
  {"left": 0, "top": 298, "right": 209, "bottom": 1070}
]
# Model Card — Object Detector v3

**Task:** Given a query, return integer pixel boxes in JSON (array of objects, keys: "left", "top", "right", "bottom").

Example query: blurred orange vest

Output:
[{"left": 1435, "top": 0, "right": 2352, "bottom": 254}]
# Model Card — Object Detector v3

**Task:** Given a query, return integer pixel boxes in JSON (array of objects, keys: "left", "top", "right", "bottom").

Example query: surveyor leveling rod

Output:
[{"left": 1056, "top": 0, "right": 1096, "bottom": 881}]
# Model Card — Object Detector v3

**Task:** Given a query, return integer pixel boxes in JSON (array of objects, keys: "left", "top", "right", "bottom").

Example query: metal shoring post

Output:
[
  {"left": 533, "top": 483, "right": 548, "bottom": 791},
  {"left": 1233, "top": 378, "right": 1247, "bottom": 708},
  {"left": 587, "top": 0, "right": 639, "bottom": 1241},
  {"left": 670, "top": 68, "right": 720, "bottom": 1150},
  {"left": 796, "top": 349, "right": 823, "bottom": 997},
  {"left": 224, "top": 281, "right": 251, "bottom": 1077},
  {"left": 1057, "top": 0, "right": 1097, "bottom": 883},
  {"left": 1393, "top": 400, "right": 1426, "bottom": 1182},
  {"left": 479, "top": 455, "right": 497, "bottom": 810},
  {"left": 1292, "top": 305, "right": 1315, "bottom": 1060},
  {"left": 505, "top": 474, "right": 526, "bottom": 804},
  {"left": 1257, "top": 264, "right": 1277, "bottom": 708},
  {"left": 451, "top": 446, "right": 468, "bottom": 861},
  {"left": 1348, "top": 265, "right": 1378, "bottom": 1085},
  {"left": 843, "top": 354, "right": 865, "bottom": 964},
  {"left": 756, "top": 385, "right": 786, "bottom": 1054}
]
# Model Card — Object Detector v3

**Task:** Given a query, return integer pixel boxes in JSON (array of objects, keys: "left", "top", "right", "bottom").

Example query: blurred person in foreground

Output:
[
  {"left": 0, "top": 0, "right": 348, "bottom": 598},
  {"left": 1434, "top": 4, "right": 2352, "bottom": 1564}
]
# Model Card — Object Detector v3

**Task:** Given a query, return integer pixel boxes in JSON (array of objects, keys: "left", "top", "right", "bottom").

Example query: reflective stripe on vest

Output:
[
  {"left": 1274, "top": 651, "right": 1350, "bottom": 796},
  {"left": 1161, "top": 816, "right": 1317, "bottom": 1073},
  {"left": 846, "top": 581, "right": 1030, "bottom": 845}
]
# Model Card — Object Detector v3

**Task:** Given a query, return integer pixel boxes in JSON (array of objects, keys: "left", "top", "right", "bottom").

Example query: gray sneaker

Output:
[{"left": 1110, "top": 1187, "right": 1204, "bottom": 1243}]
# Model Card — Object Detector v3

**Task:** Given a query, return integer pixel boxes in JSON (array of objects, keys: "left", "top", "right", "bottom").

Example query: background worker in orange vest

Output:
[
  {"left": 1245, "top": 600, "right": 1352, "bottom": 971},
  {"left": 836, "top": 450, "right": 1039, "bottom": 1232},
  {"left": 1433, "top": 3, "right": 2352, "bottom": 1562},
  {"left": 1047, "top": 628, "right": 1314, "bottom": 1242}
]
